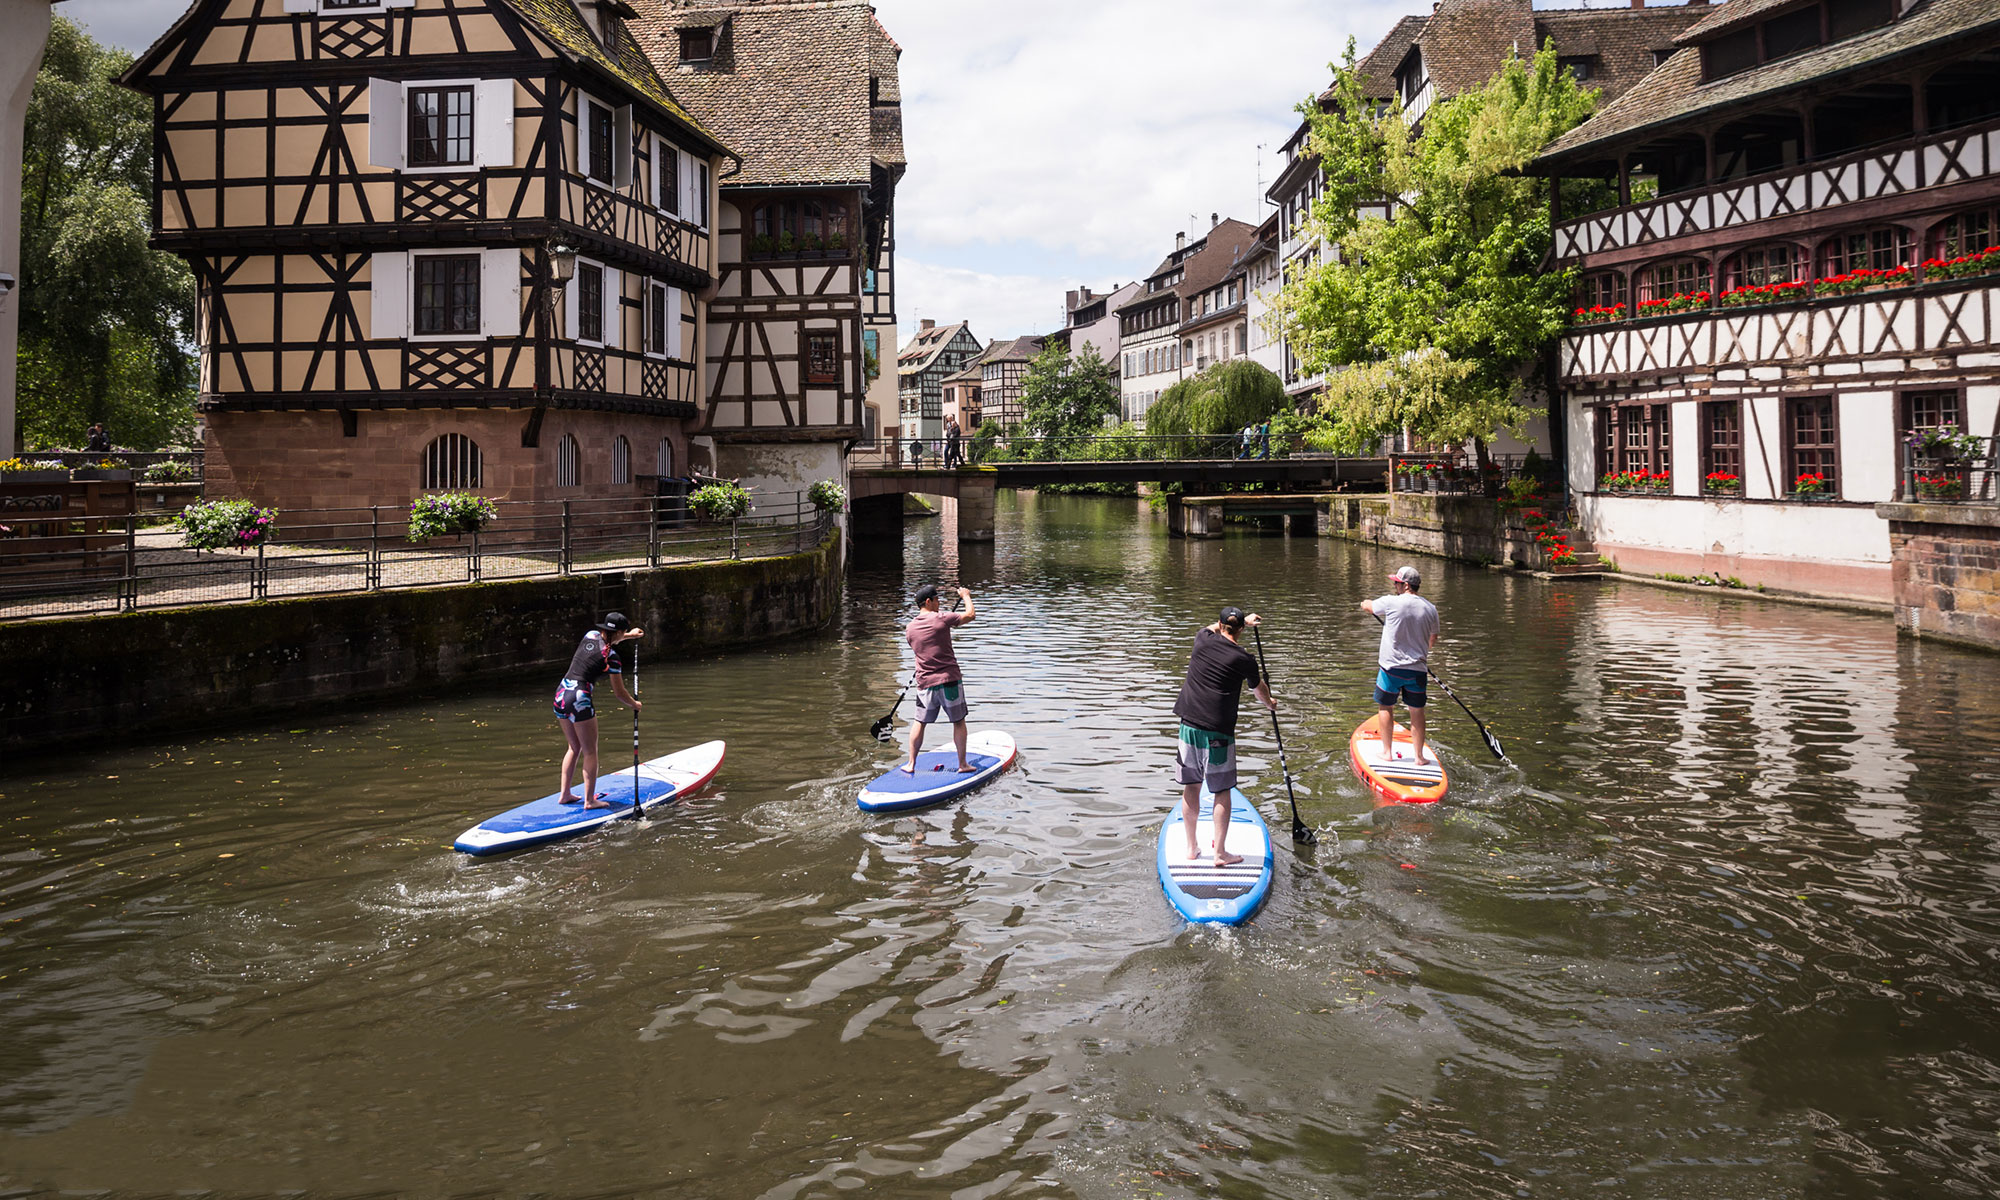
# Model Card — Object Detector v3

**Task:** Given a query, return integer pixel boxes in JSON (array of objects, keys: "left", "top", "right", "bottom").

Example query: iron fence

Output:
[
  {"left": 0, "top": 490, "right": 832, "bottom": 623},
  {"left": 851, "top": 433, "right": 1263, "bottom": 470},
  {"left": 1388, "top": 452, "right": 1560, "bottom": 496},
  {"left": 1899, "top": 429, "right": 1997, "bottom": 505}
]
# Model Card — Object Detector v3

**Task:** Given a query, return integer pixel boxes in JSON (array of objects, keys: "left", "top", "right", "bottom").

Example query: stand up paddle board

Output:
[
  {"left": 857, "top": 730, "right": 1016, "bottom": 813},
  {"left": 1156, "top": 787, "right": 1273, "bottom": 925},
  {"left": 1349, "top": 719, "right": 1447, "bottom": 806},
  {"left": 454, "top": 739, "right": 726, "bottom": 856}
]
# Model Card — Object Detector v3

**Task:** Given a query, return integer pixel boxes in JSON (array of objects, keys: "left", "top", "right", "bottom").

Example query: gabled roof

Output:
[
  {"left": 1419, "top": 0, "right": 1537, "bottom": 98},
  {"left": 632, "top": 0, "right": 892, "bottom": 186},
  {"left": 897, "top": 321, "right": 975, "bottom": 376},
  {"left": 121, "top": 0, "right": 726, "bottom": 152},
  {"left": 1177, "top": 219, "right": 1259, "bottom": 299},
  {"left": 980, "top": 336, "right": 1044, "bottom": 365},
  {"left": 1535, "top": 0, "right": 2000, "bottom": 168},
  {"left": 1677, "top": 0, "right": 1810, "bottom": 44},
  {"left": 1352, "top": 15, "right": 1429, "bottom": 99}
]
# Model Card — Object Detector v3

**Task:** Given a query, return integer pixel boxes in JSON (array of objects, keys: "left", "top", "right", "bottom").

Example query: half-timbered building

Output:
[
  {"left": 1533, "top": 0, "right": 2000, "bottom": 602},
  {"left": 122, "top": 0, "right": 730, "bottom": 510},
  {"left": 634, "top": 0, "right": 904, "bottom": 493},
  {"left": 896, "top": 319, "right": 979, "bottom": 442}
]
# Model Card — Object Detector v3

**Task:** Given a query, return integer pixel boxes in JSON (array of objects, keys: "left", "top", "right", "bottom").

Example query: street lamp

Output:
[{"left": 548, "top": 243, "right": 576, "bottom": 287}]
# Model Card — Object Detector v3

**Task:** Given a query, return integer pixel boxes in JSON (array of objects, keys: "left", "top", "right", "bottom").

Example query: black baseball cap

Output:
[
  {"left": 598, "top": 611, "right": 636, "bottom": 633},
  {"left": 1218, "top": 606, "right": 1247, "bottom": 629},
  {"left": 913, "top": 584, "right": 940, "bottom": 607}
]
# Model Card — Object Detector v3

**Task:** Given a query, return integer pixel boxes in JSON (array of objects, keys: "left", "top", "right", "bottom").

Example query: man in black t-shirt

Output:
[{"left": 1172, "top": 606, "right": 1276, "bottom": 865}]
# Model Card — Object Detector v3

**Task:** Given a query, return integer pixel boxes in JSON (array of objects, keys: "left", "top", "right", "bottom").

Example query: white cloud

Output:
[{"left": 895, "top": 257, "right": 1073, "bottom": 345}]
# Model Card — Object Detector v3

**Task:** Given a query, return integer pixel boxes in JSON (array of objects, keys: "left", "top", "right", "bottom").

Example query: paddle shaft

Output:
[
  {"left": 872, "top": 593, "right": 963, "bottom": 738},
  {"left": 629, "top": 642, "right": 642, "bottom": 818},
  {"left": 1249, "top": 626, "right": 1316, "bottom": 845},
  {"left": 1367, "top": 609, "right": 1507, "bottom": 762}
]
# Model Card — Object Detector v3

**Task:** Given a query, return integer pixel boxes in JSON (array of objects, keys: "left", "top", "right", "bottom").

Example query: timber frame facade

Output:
[
  {"left": 122, "top": 0, "right": 730, "bottom": 509},
  {"left": 1533, "top": 0, "right": 2000, "bottom": 603}
]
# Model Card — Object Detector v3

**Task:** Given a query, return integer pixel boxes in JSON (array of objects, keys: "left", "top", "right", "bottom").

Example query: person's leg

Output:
[
  {"left": 1409, "top": 704, "right": 1427, "bottom": 764},
  {"left": 1209, "top": 741, "right": 1243, "bottom": 865},
  {"left": 1377, "top": 705, "right": 1396, "bottom": 754},
  {"left": 905, "top": 719, "right": 927, "bottom": 773},
  {"left": 558, "top": 718, "right": 585, "bottom": 802},
  {"left": 1181, "top": 782, "right": 1204, "bottom": 859},
  {"left": 1212, "top": 796, "right": 1240, "bottom": 866},
  {"left": 579, "top": 717, "right": 613, "bottom": 808},
  {"left": 952, "top": 720, "right": 972, "bottom": 771}
]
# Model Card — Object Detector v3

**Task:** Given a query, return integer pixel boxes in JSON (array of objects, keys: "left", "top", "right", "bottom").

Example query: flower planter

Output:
[
  {"left": 1, "top": 470, "right": 71, "bottom": 484},
  {"left": 1789, "top": 491, "right": 1834, "bottom": 503},
  {"left": 1703, "top": 486, "right": 1742, "bottom": 499},
  {"left": 70, "top": 469, "right": 134, "bottom": 482}
]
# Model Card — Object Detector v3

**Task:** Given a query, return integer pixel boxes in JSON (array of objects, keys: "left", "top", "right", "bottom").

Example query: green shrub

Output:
[
  {"left": 689, "top": 480, "right": 752, "bottom": 521},
  {"left": 177, "top": 500, "right": 277, "bottom": 550},
  {"left": 407, "top": 492, "right": 497, "bottom": 541},
  {"left": 143, "top": 459, "right": 197, "bottom": 483}
]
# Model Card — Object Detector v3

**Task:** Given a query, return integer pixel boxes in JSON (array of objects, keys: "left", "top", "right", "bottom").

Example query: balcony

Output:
[{"left": 1553, "top": 115, "right": 2000, "bottom": 262}]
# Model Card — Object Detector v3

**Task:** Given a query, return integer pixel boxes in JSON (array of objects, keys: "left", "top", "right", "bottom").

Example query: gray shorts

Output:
[
  {"left": 916, "top": 681, "right": 968, "bottom": 724},
  {"left": 1175, "top": 723, "right": 1237, "bottom": 792}
]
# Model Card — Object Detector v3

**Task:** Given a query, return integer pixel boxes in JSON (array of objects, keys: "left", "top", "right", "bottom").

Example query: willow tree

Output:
[
  {"left": 1143, "top": 359, "right": 1288, "bottom": 443},
  {"left": 1272, "top": 42, "right": 1597, "bottom": 451}
]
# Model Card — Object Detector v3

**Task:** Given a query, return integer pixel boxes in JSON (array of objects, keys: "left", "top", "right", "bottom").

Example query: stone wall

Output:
[
  {"left": 1318, "top": 493, "right": 1544, "bottom": 566},
  {"left": 1880, "top": 502, "right": 2000, "bottom": 652},
  {"left": 0, "top": 528, "right": 841, "bottom": 754}
]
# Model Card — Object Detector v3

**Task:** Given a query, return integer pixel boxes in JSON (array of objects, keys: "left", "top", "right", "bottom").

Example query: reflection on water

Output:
[{"left": 4, "top": 491, "right": 1999, "bottom": 1197}]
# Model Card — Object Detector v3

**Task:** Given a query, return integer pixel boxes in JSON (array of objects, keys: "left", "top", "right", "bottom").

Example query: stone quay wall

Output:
[
  {"left": 0, "top": 528, "right": 841, "bottom": 756},
  {"left": 1880, "top": 503, "right": 2000, "bottom": 653},
  {"left": 1317, "top": 493, "right": 1548, "bottom": 567}
]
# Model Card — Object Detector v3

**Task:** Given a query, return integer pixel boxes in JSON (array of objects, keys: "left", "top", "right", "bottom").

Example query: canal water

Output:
[{"left": 4, "top": 492, "right": 1999, "bottom": 1198}]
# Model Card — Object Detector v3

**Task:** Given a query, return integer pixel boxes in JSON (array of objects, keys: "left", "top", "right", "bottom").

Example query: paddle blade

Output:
[
  {"left": 1292, "top": 818, "right": 1318, "bottom": 846},
  {"left": 1482, "top": 726, "right": 1508, "bottom": 762},
  {"left": 869, "top": 717, "right": 895, "bottom": 742}
]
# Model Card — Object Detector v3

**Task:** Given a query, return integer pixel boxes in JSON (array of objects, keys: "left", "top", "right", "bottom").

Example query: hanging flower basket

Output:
[
  {"left": 689, "top": 480, "right": 752, "bottom": 521},
  {"left": 407, "top": 492, "right": 497, "bottom": 541},
  {"left": 178, "top": 499, "right": 278, "bottom": 550},
  {"left": 807, "top": 479, "right": 846, "bottom": 511}
]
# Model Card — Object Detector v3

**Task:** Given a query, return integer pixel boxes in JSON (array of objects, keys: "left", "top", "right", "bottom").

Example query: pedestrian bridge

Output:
[{"left": 848, "top": 437, "right": 1389, "bottom": 542}]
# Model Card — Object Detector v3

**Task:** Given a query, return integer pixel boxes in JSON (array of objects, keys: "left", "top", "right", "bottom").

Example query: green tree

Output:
[
  {"left": 1141, "top": 359, "right": 1288, "bottom": 446},
  {"left": 18, "top": 17, "right": 197, "bottom": 450},
  {"left": 1271, "top": 42, "right": 1597, "bottom": 451},
  {"left": 1019, "top": 340, "right": 1119, "bottom": 454}
]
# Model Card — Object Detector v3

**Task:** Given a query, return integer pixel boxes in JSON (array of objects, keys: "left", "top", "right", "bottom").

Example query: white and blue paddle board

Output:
[
  {"left": 1156, "top": 787, "right": 1273, "bottom": 925},
  {"left": 857, "top": 730, "right": 1017, "bottom": 813},
  {"left": 454, "top": 740, "right": 726, "bottom": 856}
]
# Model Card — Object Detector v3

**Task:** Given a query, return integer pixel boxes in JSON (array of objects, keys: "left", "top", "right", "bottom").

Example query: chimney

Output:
[
  {"left": 1066, "top": 289, "right": 1079, "bottom": 313},
  {"left": 1211, "top": 212, "right": 1219, "bottom": 228},
  {"left": 1176, "top": 231, "right": 1186, "bottom": 252},
  {"left": 1630, "top": 0, "right": 1644, "bottom": 8},
  {"left": 920, "top": 318, "right": 935, "bottom": 331}
]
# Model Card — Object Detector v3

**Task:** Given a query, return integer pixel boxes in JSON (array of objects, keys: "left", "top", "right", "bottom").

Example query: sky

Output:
[{"left": 62, "top": 0, "right": 1424, "bottom": 342}]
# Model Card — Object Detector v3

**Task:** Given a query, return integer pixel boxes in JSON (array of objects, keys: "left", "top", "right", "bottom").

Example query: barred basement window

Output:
[
  {"left": 612, "top": 436, "right": 631, "bottom": 485},
  {"left": 556, "top": 433, "right": 580, "bottom": 488},
  {"left": 422, "top": 433, "right": 482, "bottom": 489},
  {"left": 657, "top": 437, "right": 674, "bottom": 478}
]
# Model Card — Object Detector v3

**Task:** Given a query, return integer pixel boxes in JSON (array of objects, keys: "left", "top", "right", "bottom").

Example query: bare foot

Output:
[
  {"left": 1185, "top": 842, "right": 1203, "bottom": 861},
  {"left": 1214, "top": 850, "right": 1245, "bottom": 867},
  {"left": 582, "top": 797, "right": 615, "bottom": 810},
  {"left": 956, "top": 763, "right": 978, "bottom": 773},
  {"left": 900, "top": 763, "right": 916, "bottom": 775},
  {"left": 559, "top": 794, "right": 581, "bottom": 805}
]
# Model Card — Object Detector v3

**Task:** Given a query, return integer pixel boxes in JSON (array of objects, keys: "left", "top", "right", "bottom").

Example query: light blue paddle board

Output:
[
  {"left": 1156, "top": 787, "right": 1273, "bottom": 925},
  {"left": 454, "top": 740, "right": 725, "bottom": 856},
  {"left": 857, "top": 730, "right": 1017, "bottom": 813}
]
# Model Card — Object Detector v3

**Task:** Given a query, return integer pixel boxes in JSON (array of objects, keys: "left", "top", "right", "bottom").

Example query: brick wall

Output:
[
  {"left": 1882, "top": 503, "right": 2000, "bottom": 652},
  {"left": 204, "top": 409, "right": 691, "bottom": 511}
]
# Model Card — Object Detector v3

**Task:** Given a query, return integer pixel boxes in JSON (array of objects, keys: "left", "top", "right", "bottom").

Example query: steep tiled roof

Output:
[
  {"left": 632, "top": 0, "right": 882, "bottom": 185},
  {"left": 868, "top": 16, "right": 905, "bottom": 168},
  {"left": 982, "top": 336, "right": 1044, "bottom": 364},
  {"left": 1176, "top": 219, "right": 1259, "bottom": 300},
  {"left": 1352, "top": 15, "right": 1428, "bottom": 99},
  {"left": 1535, "top": 0, "right": 2000, "bottom": 167},
  {"left": 1534, "top": 6, "right": 1708, "bottom": 102},
  {"left": 897, "top": 322, "right": 972, "bottom": 375},
  {"left": 1419, "top": 0, "right": 1537, "bottom": 98},
  {"left": 1677, "top": 0, "right": 1809, "bottom": 44}
]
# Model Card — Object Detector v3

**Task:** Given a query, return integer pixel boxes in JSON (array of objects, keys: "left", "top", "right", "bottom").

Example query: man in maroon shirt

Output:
[{"left": 904, "top": 583, "right": 977, "bottom": 774}]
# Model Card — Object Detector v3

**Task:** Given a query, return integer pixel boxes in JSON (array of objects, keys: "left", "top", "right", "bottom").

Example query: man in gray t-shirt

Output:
[{"left": 1360, "top": 565, "right": 1440, "bottom": 763}]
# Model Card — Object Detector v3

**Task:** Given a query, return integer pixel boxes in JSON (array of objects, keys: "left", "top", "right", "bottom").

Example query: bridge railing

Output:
[
  {"left": 852, "top": 432, "right": 1278, "bottom": 469},
  {"left": 1389, "top": 452, "right": 1561, "bottom": 496}
]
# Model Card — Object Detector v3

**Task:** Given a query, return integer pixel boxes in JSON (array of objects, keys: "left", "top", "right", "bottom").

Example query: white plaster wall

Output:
[
  {"left": 0, "top": 0, "right": 52, "bottom": 457},
  {"left": 715, "top": 441, "right": 844, "bottom": 507},
  {"left": 1578, "top": 493, "right": 1892, "bottom": 567},
  {"left": 1670, "top": 402, "right": 1699, "bottom": 495},
  {"left": 1972, "top": 384, "right": 2000, "bottom": 440},
  {"left": 1840, "top": 390, "right": 1897, "bottom": 502}
]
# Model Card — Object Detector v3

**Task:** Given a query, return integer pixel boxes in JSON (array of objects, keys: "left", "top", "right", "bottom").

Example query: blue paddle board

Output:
[
  {"left": 1156, "top": 787, "right": 1273, "bottom": 925},
  {"left": 454, "top": 740, "right": 726, "bottom": 856},
  {"left": 857, "top": 730, "right": 1017, "bottom": 813}
]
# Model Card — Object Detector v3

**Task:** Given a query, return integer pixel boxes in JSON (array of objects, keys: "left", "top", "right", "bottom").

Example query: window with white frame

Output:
[
  {"left": 370, "top": 248, "right": 522, "bottom": 340},
  {"left": 573, "top": 94, "right": 633, "bottom": 190},
  {"left": 556, "top": 433, "right": 581, "bottom": 488},
  {"left": 367, "top": 77, "right": 513, "bottom": 171},
  {"left": 563, "top": 258, "right": 620, "bottom": 348},
  {"left": 643, "top": 279, "right": 681, "bottom": 358},
  {"left": 288, "top": 0, "right": 415, "bottom": 15},
  {"left": 611, "top": 435, "right": 631, "bottom": 485}
]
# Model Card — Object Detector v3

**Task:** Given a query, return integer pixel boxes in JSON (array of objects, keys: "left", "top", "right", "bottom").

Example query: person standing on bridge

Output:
[
  {"left": 944, "top": 415, "right": 963, "bottom": 468},
  {"left": 1172, "top": 607, "right": 1276, "bottom": 866},
  {"left": 1361, "top": 566, "right": 1440, "bottom": 763},
  {"left": 904, "top": 584, "right": 977, "bottom": 775}
]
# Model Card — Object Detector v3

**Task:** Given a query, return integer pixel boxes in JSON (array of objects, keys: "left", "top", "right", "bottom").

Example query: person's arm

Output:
[
  {"left": 1252, "top": 680, "right": 1276, "bottom": 712},
  {"left": 954, "top": 587, "right": 975, "bottom": 626},
  {"left": 1360, "top": 598, "right": 1376, "bottom": 614},
  {"left": 609, "top": 672, "right": 642, "bottom": 711}
]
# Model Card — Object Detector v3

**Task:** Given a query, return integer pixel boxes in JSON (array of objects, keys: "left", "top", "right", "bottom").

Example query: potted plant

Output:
[
  {"left": 144, "top": 459, "right": 199, "bottom": 484},
  {"left": 1646, "top": 471, "right": 1671, "bottom": 494},
  {"left": 689, "top": 479, "right": 752, "bottom": 521},
  {"left": 407, "top": 492, "right": 498, "bottom": 541},
  {"left": 71, "top": 458, "right": 134, "bottom": 481},
  {"left": 807, "top": 479, "right": 846, "bottom": 512},
  {"left": 1572, "top": 303, "right": 1626, "bottom": 326},
  {"left": 1703, "top": 471, "right": 1741, "bottom": 495},
  {"left": 1791, "top": 472, "right": 1831, "bottom": 501},
  {"left": 0, "top": 457, "right": 72, "bottom": 484},
  {"left": 1908, "top": 425, "right": 1982, "bottom": 465},
  {"left": 177, "top": 499, "right": 278, "bottom": 551},
  {"left": 1915, "top": 474, "right": 1966, "bottom": 501}
]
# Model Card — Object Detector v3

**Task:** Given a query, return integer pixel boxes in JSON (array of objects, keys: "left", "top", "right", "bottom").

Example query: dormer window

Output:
[
  {"left": 1558, "top": 56, "right": 1596, "bottom": 82},
  {"left": 1699, "top": 0, "right": 1893, "bottom": 82},
  {"left": 679, "top": 26, "right": 715, "bottom": 64},
  {"left": 1396, "top": 47, "right": 1426, "bottom": 106}
]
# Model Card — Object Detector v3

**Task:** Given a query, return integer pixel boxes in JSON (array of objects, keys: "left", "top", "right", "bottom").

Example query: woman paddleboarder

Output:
[{"left": 553, "top": 612, "right": 644, "bottom": 809}]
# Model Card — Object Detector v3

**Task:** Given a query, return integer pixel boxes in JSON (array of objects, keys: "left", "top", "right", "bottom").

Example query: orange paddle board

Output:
[{"left": 1349, "top": 719, "right": 1447, "bottom": 806}]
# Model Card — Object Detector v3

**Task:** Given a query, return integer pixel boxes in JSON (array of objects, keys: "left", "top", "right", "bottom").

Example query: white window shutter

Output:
[
  {"left": 283, "top": 0, "right": 315, "bottom": 13},
  {"left": 677, "top": 151, "right": 693, "bottom": 222},
  {"left": 602, "top": 268, "right": 621, "bottom": 348},
  {"left": 367, "top": 78, "right": 403, "bottom": 169},
  {"left": 613, "top": 106, "right": 634, "bottom": 190},
  {"left": 574, "top": 93, "right": 589, "bottom": 178},
  {"left": 480, "top": 248, "right": 520, "bottom": 338},
  {"left": 667, "top": 286, "right": 682, "bottom": 359},
  {"left": 473, "top": 79, "right": 514, "bottom": 168},
  {"left": 564, "top": 269, "right": 579, "bottom": 341},
  {"left": 370, "top": 251, "right": 409, "bottom": 339}
]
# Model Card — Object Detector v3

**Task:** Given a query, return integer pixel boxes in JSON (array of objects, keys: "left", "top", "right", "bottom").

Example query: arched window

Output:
[
  {"left": 657, "top": 437, "right": 674, "bottom": 478},
  {"left": 1818, "top": 225, "right": 1912, "bottom": 276},
  {"left": 1635, "top": 258, "right": 1708, "bottom": 303},
  {"left": 611, "top": 435, "right": 631, "bottom": 485},
  {"left": 422, "top": 433, "right": 482, "bottom": 489},
  {"left": 556, "top": 433, "right": 580, "bottom": 488},
  {"left": 1720, "top": 242, "right": 1805, "bottom": 291},
  {"left": 1930, "top": 208, "right": 1995, "bottom": 261}
]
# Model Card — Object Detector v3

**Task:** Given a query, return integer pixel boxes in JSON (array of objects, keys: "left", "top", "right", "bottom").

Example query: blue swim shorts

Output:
[{"left": 1374, "top": 666, "right": 1427, "bottom": 709}]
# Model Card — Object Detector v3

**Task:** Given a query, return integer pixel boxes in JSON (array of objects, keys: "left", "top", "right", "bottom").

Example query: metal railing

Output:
[
  {"left": 8, "top": 450, "right": 205, "bottom": 476},
  {"left": 0, "top": 489, "right": 832, "bottom": 623},
  {"left": 1900, "top": 430, "right": 1998, "bottom": 505},
  {"left": 851, "top": 433, "right": 1273, "bottom": 469},
  {"left": 1388, "top": 452, "right": 1561, "bottom": 496}
]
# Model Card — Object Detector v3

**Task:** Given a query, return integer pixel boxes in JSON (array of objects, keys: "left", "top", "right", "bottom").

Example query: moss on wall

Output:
[{"left": 0, "top": 530, "right": 841, "bottom": 756}]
